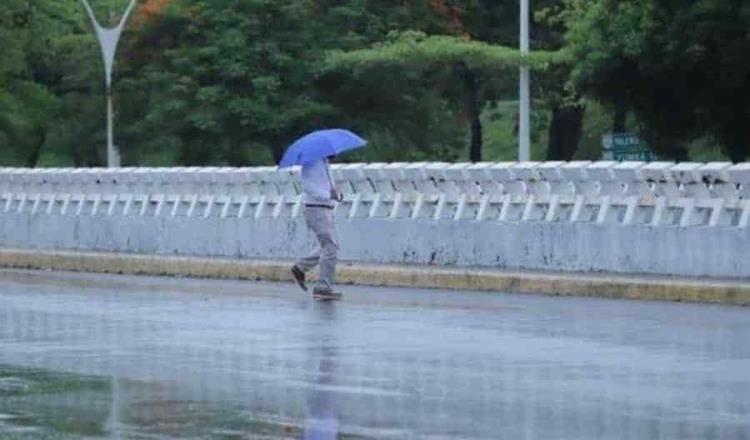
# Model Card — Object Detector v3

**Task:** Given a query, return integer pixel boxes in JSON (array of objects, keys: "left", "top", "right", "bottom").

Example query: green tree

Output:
[
  {"left": 115, "top": 0, "right": 480, "bottom": 165},
  {"left": 562, "top": 0, "right": 750, "bottom": 162},
  {"left": 0, "top": 0, "right": 60, "bottom": 166},
  {"left": 322, "top": 31, "right": 562, "bottom": 162},
  {"left": 117, "top": 0, "right": 331, "bottom": 165},
  {"left": 313, "top": 0, "right": 477, "bottom": 162},
  {"left": 0, "top": 0, "right": 101, "bottom": 167}
]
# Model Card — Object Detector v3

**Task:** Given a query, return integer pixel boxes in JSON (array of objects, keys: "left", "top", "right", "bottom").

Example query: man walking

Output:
[{"left": 291, "top": 157, "right": 343, "bottom": 300}]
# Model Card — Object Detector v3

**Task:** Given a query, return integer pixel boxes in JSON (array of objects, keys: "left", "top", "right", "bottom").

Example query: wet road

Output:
[{"left": 0, "top": 269, "right": 749, "bottom": 439}]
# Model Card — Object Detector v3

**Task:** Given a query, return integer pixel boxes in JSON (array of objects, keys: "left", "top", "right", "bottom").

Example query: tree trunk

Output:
[
  {"left": 612, "top": 101, "right": 627, "bottom": 133},
  {"left": 719, "top": 117, "right": 749, "bottom": 163},
  {"left": 271, "top": 144, "right": 284, "bottom": 165},
  {"left": 72, "top": 149, "right": 83, "bottom": 167},
  {"left": 727, "top": 147, "right": 747, "bottom": 163},
  {"left": 674, "top": 146, "right": 689, "bottom": 162},
  {"left": 469, "top": 109, "right": 482, "bottom": 163},
  {"left": 24, "top": 127, "right": 46, "bottom": 168},
  {"left": 456, "top": 63, "right": 483, "bottom": 162},
  {"left": 546, "top": 104, "right": 584, "bottom": 161}
]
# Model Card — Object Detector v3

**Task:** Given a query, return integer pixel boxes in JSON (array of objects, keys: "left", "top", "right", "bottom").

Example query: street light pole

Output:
[
  {"left": 80, "top": 0, "right": 138, "bottom": 168},
  {"left": 519, "top": 0, "right": 531, "bottom": 162}
]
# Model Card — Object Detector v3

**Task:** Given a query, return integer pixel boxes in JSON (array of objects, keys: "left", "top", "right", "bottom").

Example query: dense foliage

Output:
[
  {"left": 562, "top": 0, "right": 750, "bottom": 161},
  {"left": 1, "top": 0, "right": 747, "bottom": 166}
]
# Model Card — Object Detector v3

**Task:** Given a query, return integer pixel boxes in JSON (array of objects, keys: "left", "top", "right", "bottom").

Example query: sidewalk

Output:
[{"left": 0, "top": 248, "right": 747, "bottom": 306}]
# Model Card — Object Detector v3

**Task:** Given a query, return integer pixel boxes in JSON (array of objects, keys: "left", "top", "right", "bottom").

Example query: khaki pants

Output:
[{"left": 296, "top": 206, "right": 339, "bottom": 290}]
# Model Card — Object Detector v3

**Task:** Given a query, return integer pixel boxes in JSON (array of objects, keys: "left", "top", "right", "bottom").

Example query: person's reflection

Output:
[{"left": 303, "top": 303, "right": 340, "bottom": 440}]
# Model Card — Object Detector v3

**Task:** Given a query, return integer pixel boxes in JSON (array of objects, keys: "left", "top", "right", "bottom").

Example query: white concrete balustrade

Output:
[
  {"left": 1, "top": 161, "right": 748, "bottom": 228},
  {"left": 1, "top": 162, "right": 749, "bottom": 279}
]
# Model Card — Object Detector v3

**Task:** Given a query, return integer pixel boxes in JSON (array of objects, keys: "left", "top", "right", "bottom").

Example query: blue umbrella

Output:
[{"left": 278, "top": 129, "right": 367, "bottom": 168}]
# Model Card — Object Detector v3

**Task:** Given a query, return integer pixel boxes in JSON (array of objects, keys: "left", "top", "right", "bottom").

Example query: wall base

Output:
[{"left": 1, "top": 248, "right": 747, "bottom": 306}]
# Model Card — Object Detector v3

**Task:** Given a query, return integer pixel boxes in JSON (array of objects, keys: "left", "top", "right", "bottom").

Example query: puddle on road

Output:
[
  {"left": 0, "top": 365, "right": 109, "bottom": 439},
  {"left": 0, "top": 364, "right": 371, "bottom": 439}
]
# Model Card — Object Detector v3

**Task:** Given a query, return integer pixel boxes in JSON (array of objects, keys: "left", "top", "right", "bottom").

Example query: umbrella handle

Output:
[{"left": 324, "top": 161, "right": 336, "bottom": 195}]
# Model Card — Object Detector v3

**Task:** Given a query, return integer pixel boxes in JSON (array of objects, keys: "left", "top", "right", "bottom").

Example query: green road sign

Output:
[{"left": 602, "top": 133, "right": 654, "bottom": 161}]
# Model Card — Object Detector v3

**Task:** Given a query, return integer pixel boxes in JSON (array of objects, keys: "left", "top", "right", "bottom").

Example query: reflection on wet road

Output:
[{"left": 1, "top": 269, "right": 749, "bottom": 439}]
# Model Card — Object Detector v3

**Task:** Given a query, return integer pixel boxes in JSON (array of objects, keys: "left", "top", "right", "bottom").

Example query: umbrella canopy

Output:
[{"left": 278, "top": 129, "right": 367, "bottom": 168}]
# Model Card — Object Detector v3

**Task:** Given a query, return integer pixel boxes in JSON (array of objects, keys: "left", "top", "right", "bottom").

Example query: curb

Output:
[{"left": 0, "top": 248, "right": 748, "bottom": 306}]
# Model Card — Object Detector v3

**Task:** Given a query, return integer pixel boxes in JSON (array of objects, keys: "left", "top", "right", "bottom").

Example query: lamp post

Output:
[
  {"left": 519, "top": 0, "right": 531, "bottom": 162},
  {"left": 80, "top": 0, "right": 138, "bottom": 168}
]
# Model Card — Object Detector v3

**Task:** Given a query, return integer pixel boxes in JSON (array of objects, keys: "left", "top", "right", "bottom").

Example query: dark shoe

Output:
[
  {"left": 312, "top": 286, "right": 342, "bottom": 300},
  {"left": 291, "top": 266, "right": 307, "bottom": 292}
]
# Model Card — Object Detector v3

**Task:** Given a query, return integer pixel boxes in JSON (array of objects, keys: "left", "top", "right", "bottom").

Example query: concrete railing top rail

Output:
[
  {"left": 1, "top": 160, "right": 748, "bottom": 181},
  {"left": 1, "top": 161, "right": 748, "bottom": 195},
  {"left": 1, "top": 161, "right": 749, "bottom": 228}
]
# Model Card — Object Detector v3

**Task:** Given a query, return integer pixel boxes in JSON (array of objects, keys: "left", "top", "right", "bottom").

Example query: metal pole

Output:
[
  {"left": 106, "top": 88, "right": 116, "bottom": 167},
  {"left": 519, "top": 0, "right": 531, "bottom": 162},
  {"left": 80, "top": 0, "right": 138, "bottom": 167},
  {"left": 107, "top": 5, "right": 117, "bottom": 168}
]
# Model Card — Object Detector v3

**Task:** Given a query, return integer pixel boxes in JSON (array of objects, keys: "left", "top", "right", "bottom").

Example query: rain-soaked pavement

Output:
[{"left": 0, "top": 269, "right": 748, "bottom": 439}]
